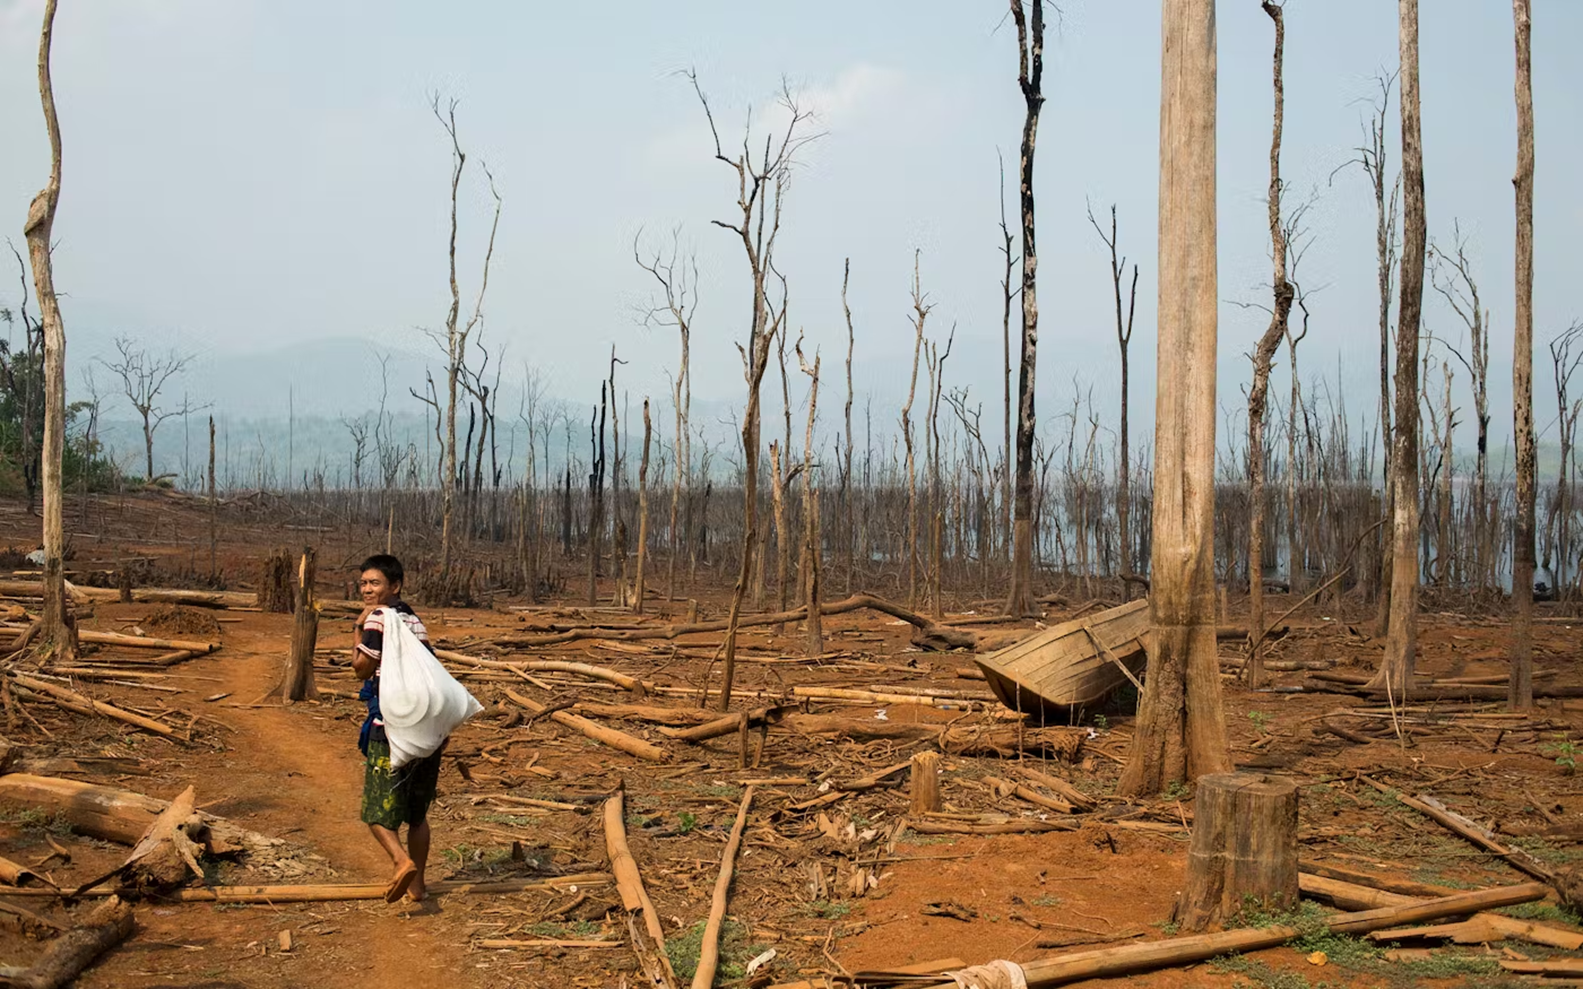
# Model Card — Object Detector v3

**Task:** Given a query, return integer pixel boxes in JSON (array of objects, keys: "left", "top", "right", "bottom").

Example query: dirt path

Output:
[{"left": 75, "top": 606, "right": 484, "bottom": 988}]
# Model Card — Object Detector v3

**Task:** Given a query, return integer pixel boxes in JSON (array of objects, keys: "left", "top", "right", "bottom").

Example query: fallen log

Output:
[
  {"left": 661, "top": 706, "right": 790, "bottom": 743},
  {"left": 1298, "top": 861, "right": 1462, "bottom": 900},
  {"left": 9, "top": 675, "right": 179, "bottom": 738},
  {"left": 790, "top": 686, "right": 990, "bottom": 708},
  {"left": 0, "top": 774, "right": 322, "bottom": 872},
  {"left": 74, "top": 785, "right": 205, "bottom": 895},
  {"left": 571, "top": 702, "right": 717, "bottom": 726},
  {"left": 439, "top": 652, "right": 645, "bottom": 694},
  {"left": 1371, "top": 913, "right": 1583, "bottom": 949},
  {"left": 1500, "top": 958, "right": 1583, "bottom": 976},
  {"left": 690, "top": 787, "right": 755, "bottom": 989},
  {"left": 985, "top": 776, "right": 1071, "bottom": 814},
  {"left": 604, "top": 791, "right": 676, "bottom": 988},
  {"left": 503, "top": 689, "right": 668, "bottom": 763},
  {"left": 0, "top": 896, "right": 133, "bottom": 989},
  {"left": 489, "top": 592, "right": 977, "bottom": 653},
  {"left": 0, "top": 873, "right": 612, "bottom": 903},
  {"left": 918, "top": 882, "right": 1549, "bottom": 989},
  {"left": 1014, "top": 766, "right": 1097, "bottom": 811}
]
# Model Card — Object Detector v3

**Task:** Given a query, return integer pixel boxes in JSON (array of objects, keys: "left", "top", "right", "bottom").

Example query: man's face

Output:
[{"left": 359, "top": 569, "right": 400, "bottom": 607}]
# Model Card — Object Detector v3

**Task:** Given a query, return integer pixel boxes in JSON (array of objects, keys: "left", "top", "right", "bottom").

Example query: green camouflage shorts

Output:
[{"left": 360, "top": 738, "right": 443, "bottom": 830}]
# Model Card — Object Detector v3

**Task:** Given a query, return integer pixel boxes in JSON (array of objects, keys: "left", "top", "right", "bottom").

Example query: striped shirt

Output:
[{"left": 356, "top": 601, "right": 433, "bottom": 744}]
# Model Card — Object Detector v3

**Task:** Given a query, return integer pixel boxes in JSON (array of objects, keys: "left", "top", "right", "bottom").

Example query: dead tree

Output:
[
  {"left": 1338, "top": 72, "right": 1400, "bottom": 632},
  {"left": 1119, "top": 0, "right": 1230, "bottom": 797},
  {"left": 635, "top": 229, "right": 697, "bottom": 600},
  {"left": 1005, "top": 0, "right": 1045, "bottom": 618},
  {"left": 1547, "top": 323, "right": 1583, "bottom": 597},
  {"left": 279, "top": 547, "right": 320, "bottom": 703},
  {"left": 796, "top": 337, "right": 823, "bottom": 657},
  {"left": 21, "top": 0, "right": 76, "bottom": 661},
  {"left": 101, "top": 337, "right": 203, "bottom": 482},
  {"left": 1087, "top": 204, "right": 1138, "bottom": 597},
  {"left": 842, "top": 259, "right": 856, "bottom": 594},
  {"left": 1430, "top": 224, "right": 1492, "bottom": 587},
  {"left": 1, "top": 248, "right": 45, "bottom": 511},
  {"left": 586, "top": 386, "right": 608, "bottom": 606},
  {"left": 998, "top": 153, "right": 1020, "bottom": 566},
  {"left": 689, "top": 71, "right": 813, "bottom": 710},
  {"left": 1376, "top": 0, "right": 1427, "bottom": 697},
  {"left": 901, "top": 252, "right": 930, "bottom": 609},
  {"left": 1243, "top": 0, "right": 1296, "bottom": 689},
  {"left": 634, "top": 399, "right": 653, "bottom": 614},
  {"left": 424, "top": 97, "right": 501, "bottom": 584},
  {"left": 1511, "top": 0, "right": 1536, "bottom": 708}
]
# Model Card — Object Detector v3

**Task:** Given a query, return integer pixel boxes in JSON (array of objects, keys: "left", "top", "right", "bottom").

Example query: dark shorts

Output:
[{"left": 360, "top": 738, "right": 443, "bottom": 830}]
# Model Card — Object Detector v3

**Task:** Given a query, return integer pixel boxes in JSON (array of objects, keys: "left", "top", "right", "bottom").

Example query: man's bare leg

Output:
[
  {"left": 407, "top": 819, "right": 431, "bottom": 901},
  {"left": 369, "top": 823, "right": 417, "bottom": 901}
]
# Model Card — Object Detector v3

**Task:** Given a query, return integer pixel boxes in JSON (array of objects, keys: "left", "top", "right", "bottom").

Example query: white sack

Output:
[{"left": 377, "top": 606, "right": 483, "bottom": 768}]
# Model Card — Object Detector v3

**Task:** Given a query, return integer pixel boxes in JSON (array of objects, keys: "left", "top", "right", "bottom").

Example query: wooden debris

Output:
[
  {"left": 911, "top": 752, "right": 941, "bottom": 815},
  {"left": 0, "top": 873, "right": 612, "bottom": 903},
  {"left": 661, "top": 706, "right": 790, "bottom": 743},
  {"left": 1, "top": 896, "right": 132, "bottom": 989},
  {"left": 917, "top": 882, "right": 1549, "bottom": 988},
  {"left": 73, "top": 785, "right": 205, "bottom": 894},
  {"left": 690, "top": 786, "right": 756, "bottom": 989},
  {"left": 504, "top": 689, "right": 667, "bottom": 763},
  {"left": 603, "top": 791, "right": 677, "bottom": 988},
  {"left": 1370, "top": 913, "right": 1583, "bottom": 949},
  {"left": 8, "top": 675, "right": 179, "bottom": 738}
]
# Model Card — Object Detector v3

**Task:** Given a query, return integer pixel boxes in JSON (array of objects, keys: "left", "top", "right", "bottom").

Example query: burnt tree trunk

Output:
[
  {"left": 258, "top": 549, "right": 294, "bottom": 614},
  {"left": 281, "top": 547, "right": 319, "bottom": 703}
]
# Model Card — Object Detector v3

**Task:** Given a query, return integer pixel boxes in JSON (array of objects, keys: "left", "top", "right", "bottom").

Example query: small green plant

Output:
[
  {"left": 805, "top": 900, "right": 853, "bottom": 920},
  {"left": 1031, "top": 894, "right": 1062, "bottom": 907},
  {"left": 1248, "top": 710, "right": 1272, "bottom": 734},
  {"left": 478, "top": 812, "right": 537, "bottom": 828},
  {"left": 1092, "top": 714, "right": 1109, "bottom": 731},
  {"left": 1550, "top": 735, "right": 1577, "bottom": 775},
  {"left": 0, "top": 807, "right": 74, "bottom": 837},
  {"left": 530, "top": 920, "right": 600, "bottom": 938},
  {"left": 665, "top": 920, "right": 766, "bottom": 983},
  {"left": 1500, "top": 900, "right": 1583, "bottom": 925},
  {"left": 1208, "top": 955, "right": 1320, "bottom": 989},
  {"left": 1153, "top": 919, "right": 1180, "bottom": 936},
  {"left": 677, "top": 811, "right": 698, "bottom": 834},
  {"left": 1163, "top": 779, "right": 1189, "bottom": 801}
]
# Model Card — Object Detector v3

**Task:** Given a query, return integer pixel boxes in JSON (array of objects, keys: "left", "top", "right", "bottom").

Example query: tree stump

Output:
[
  {"left": 910, "top": 751, "right": 941, "bottom": 816},
  {"left": 280, "top": 548, "right": 319, "bottom": 703},
  {"left": 1176, "top": 773, "right": 1298, "bottom": 931},
  {"left": 258, "top": 549, "right": 294, "bottom": 614}
]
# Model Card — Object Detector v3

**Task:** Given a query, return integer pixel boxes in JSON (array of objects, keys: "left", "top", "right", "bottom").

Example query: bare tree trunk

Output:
[
  {"left": 208, "top": 416, "right": 217, "bottom": 580},
  {"left": 1375, "top": 0, "right": 1426, "bottom": 696},
  {"left": 999, "top": 155, "right": 1018, "bottom": 568},
  {"left": 1119, "top": 0, "right": 1230, "bottom": 797},
  {"left": 842, "top": 259, "right": 855, "bottom": 595},
  {"left": 1510, "top": 0, "right": 1536, "bottom": 708},
  {"left": 1005, "top": 0, "right": 1044, "bottom": 619},
  {"left": 634, "top": 399, "right": 652, "bottom": 615},
  {"left": 797, "top": 341, "right": 823, "bottom": 657},
  {"left": 1244, "top": 0, "right": 1294, "bottom": 690},
  {"left": 902, "top": 253, "right": 929, "bottom": 610},
  {"left": 21, "top": 0, "right": 76, "bottom": 662}
]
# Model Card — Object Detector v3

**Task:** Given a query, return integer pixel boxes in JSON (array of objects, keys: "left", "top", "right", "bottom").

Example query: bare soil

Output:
[{"left": 0, "top": 492, "right": 1578, "bottom": 989}]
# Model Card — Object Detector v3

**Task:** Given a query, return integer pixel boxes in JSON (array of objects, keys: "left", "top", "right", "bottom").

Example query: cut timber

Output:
[
  {"left": 1371, "top": 914, "right": 1583, "bottom": 949},
  {"left": 604, "top": 791, "right": 677, "bottom": 988},
  {"left": 439, "top": 652, "right": 645, "bottom": 694},
  {"left": 2, "top": 896, "right": 132, "bottom": 989},
  {"left": 1176, "top": 773, "right": 1298, "bottom": 931},
  {"left": 661, "top": 706, "right": 789, "bottom": 743},
  {"left": 918, "top": 883, "right": 1549, "bottom": 989},
  {"left": 75, "top": 630, "right": 218, "bottom": 653},
  {"left": 974, "top": 599, "right": 1150, "bottom": 718},
  {"left": 504, "top": 689, "right": 667, "bottom": 763},
  {"left": 1298, "top": 860, "right": 1461, "bottom": 899},
  {"left": 911, "top": 751, "right": 941, "bottom": 815},
  {"left": 0, "top": 774, "right": 319, "bottom": 871}
]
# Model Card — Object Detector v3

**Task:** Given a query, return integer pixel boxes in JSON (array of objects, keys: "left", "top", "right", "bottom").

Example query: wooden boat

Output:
[{"left": 974, "top": 598, "right": 1151, "bottom": 720}]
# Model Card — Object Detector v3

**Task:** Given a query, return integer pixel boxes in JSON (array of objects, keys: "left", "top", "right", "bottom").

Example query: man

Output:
[{"left": 352, "top": 554, "right": 444, "bottom": 904}]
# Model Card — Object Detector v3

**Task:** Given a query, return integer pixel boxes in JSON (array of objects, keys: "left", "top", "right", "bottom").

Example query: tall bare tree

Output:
[
  {"left": 1119, "top": 0, "right": 1229, "bottom": 797},
  {"left": 102, "top": 337, "right": 205, "bottom": 482},
  {"left": 842, "top": 259, "right": 856, "bottom": 594},
  {"left": 690, "top": 72, "right": 813, "bottom": 710},
  {"left": 21, "top": 0, "right": 76, "bottom": 660},
  {"left": 1429, "top": 226, "right": 1491, "bottom": 586},
  {"left": 1376, "top": 0, "right": 1427, "bottom": 696},
  {"left": 901, "top": 251, "right": 930, "bottom": 609},
  {"left": 1087, "top": 204, "right": 1138, "bottom": 597},
  {"left": 998, "top": 153, "right": 1019, "bottom": 565},
  {"left": 635, "top": 229, "right": 697, "bottom": 600},
  {"left": 1510, "top": 0, "right": 1536, "bottom": 708},
  {"left": 796, "top": 337, "right": 823, "bottom": 657},
  {"left": 1243, "top": 0, "right": 1296, "bottom": 689},
  {"left": 427, "top": 97, "right": 501, "bottom": 584},
  {"left": 1005, "top": 0, "right": 1045, "bottom": 618}
]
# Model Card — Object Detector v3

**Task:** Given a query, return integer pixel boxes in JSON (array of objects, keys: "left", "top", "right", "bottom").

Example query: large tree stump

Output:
[
  {"left": 1176, "top": 772, "right": 1298, "bottom": 931},
  {"left": 910, "top": 751, "right": 941, "bottom": 816},
  {"left": 258, "top": 548, "right": 294, "bottom": 614}
]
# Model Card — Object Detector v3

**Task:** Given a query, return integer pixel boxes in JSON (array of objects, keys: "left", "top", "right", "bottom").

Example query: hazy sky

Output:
[{"left": 1, "top": 0, "right": 1579, "bottom": 461}]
